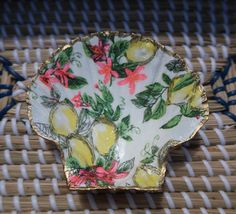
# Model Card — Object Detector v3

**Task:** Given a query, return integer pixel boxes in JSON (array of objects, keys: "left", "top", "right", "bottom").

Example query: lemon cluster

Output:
[{"left": 49, "top": 102, "right": 117, "bottom": 168}]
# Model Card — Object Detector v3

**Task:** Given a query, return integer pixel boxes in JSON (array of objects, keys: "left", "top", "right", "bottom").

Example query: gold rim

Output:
[{"left": 27, "top": 31, "right": 209, "bottom": 192}]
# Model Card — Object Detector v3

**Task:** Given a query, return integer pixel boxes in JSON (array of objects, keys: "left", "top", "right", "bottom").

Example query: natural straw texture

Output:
[{"left": 0, "top": 0, "right": 236, "bottom": 213}]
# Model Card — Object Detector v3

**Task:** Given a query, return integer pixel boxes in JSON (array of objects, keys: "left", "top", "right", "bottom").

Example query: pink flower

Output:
[
  {"left": 68, "top": 161, "right": 129, "bottom": 187},
  {"left": 53, "top": 62, "right": 75, "bottom": 88},
  {"left": 95, "top": 161, "right": 128, "bottom": 185},
  {"left": 71, "top": 92, "right": 83, "bottom": 108},
  {"left": 39, "top": 69, "right": 59, "bottom": 88},
  {"left": 96, "top": 58, "right": 119, "bottom": 84},
  {"left": 118, "top": 66, "right": 147, "bottom": 94},
  {"left": 69, "top": 170, "right": 97, "bottom": 187},
  {"left": 89, "top": 40, "right": 110, "bottom": 61}
]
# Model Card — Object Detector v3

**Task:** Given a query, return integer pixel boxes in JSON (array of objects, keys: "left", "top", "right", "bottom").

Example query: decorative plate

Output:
[{"left": 27, "top": 32, "right": 209, "bottom": 191}]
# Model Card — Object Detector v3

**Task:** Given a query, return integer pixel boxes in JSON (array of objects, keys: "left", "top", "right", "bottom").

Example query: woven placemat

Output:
[{"left": 0, "top": 0, "right": 236, "bottom": 213}]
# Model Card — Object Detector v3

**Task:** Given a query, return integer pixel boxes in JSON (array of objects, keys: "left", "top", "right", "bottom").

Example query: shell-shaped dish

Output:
[{"left": 28, "top": 32, "right": 209, "bottom": 191}]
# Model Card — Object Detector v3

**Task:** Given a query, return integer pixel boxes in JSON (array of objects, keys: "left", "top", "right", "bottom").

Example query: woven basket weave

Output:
[{"left": 0, "top": 0, "right": 236, "bottom": 213}]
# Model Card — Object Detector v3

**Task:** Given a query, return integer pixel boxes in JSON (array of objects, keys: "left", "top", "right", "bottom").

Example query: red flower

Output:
[
  {"left": 89, "top": 40, "right": 110, "bottom": 61},
  {"left": 95, "top": 161, "right": 128, "bottom": 185},
  {"left": 69, "top": 169, "right": 97, "bottom": 187},
  {"left": 71, "top": 92, "right": 83, "bottom": 108},
  {"left": 39, "top": 69, "right": 59, "bottom": 88},
  {"left": 53, "top": 62, "right": 75, "bottom": 88},
  {"left": 118, "top": 66, "right": 147, "bottom": 94},
  {"left": 68, "top": 161, "right": 129, "bottom": 187},
  {"left": 96, "top": 58, "right": 119, "bottom": 84}
]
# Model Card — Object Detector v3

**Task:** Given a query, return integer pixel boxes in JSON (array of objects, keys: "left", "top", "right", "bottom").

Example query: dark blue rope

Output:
[
  {"left": 213, "top": 86, "right": 225, "bottom": 94},
  {"left": 227, "top": 90, "right": 236, "bottom": 97},
  {"left": 223, "top": 111, "right": 236, "bottom": 122},
  {"left": 0, "top": 56, "right": 26, "bottom": 120},
  {"left": 210, "top": 55, "right": 236, "bottom": 122}
]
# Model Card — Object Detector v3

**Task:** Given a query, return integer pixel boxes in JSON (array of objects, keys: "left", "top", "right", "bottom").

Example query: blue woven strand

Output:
[
  {"left": 0, "top": 90, "right": 12, "bottom": 99},
  {"left": 0, "top": 84, "right": 13, "bottom": 90},
  {"left": 227, "top": 90, "right": 236, "bottom": 97},
  {"left": 0, "top": 56, "right": 26, "bottom": 120},
  {"left": 211, "top": 56, "right": 236, "bottom": 121},
  {"left": 228, "top": 100, "right": 236, "bottom": 106},
  {"left": 223, "top": 111, "right": 236, "bottom": 122},
  {"left": 213, "top": 86, "right": 225, "bottom": 94},
  {"left": 0, "top": 56, "right": 25, "bottom": 81},
  {"left": 0, "top": 99, "right": 16, "bottom": 120}
]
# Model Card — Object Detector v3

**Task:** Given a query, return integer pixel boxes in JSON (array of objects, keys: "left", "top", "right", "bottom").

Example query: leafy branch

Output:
[
  {"left": 40, "top": 87, "right": 61, "bottom": 108},
  {"left": 117, "top": 115, "right": 134, "bottom": 141},
  {"left": 140, "top": 143, "right": 159, "bottom": 165},
  {"left": 81, "top": 80, "right": 121, "bottom": 121},
  {"left": 160, "top": 103, "right": 205, "bottom": 129},
  {"left": 131, "top": 82, "right": 168, "bottom": 122},
  {"left": 108, "top": 40, "right": 139, "bottom": 78},
  {"left": 165, "top": 59, "right": 185, "bottom": 73}
]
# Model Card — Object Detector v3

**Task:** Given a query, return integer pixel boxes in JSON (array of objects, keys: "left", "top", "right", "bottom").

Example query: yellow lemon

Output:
[
  {"left": 189, "top": 85, "right": 203, "bottom": 108},
  {"left": 68, "top": 136, "right": 94, "bottom": 168},
  {"left": 133, "top": 165, "right": 161, "bottom": 188},
  {"left": 167, "top": 74, "right": 196, "bottom": 105},
  {"left": 91, "top": 118, "right": 117, "bottom": 155},
  {"left": 126, "top": 38, "right": 157, "bottom": 64},
  {"left": 49, "top": 102, "right": 78, "bottom": 136}
]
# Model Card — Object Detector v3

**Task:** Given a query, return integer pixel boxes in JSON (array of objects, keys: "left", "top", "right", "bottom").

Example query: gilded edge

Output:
[{"left": 26, "top": 31, "right": 209, "bottom": 192}]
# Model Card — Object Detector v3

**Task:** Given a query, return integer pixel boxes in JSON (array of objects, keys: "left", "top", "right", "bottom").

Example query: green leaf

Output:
[
  {"left": 121, "top": 115, "right": 130, "bottom": 127},
  {"left": 85, "top": 109, "right": 100, "bottom": 118},
  {"left": 162, "top": 73, "right": 172, "bottom": 85},
  {"left": 50, "top": 87, "right": 60, "bottom": 99},
  {"left": 68, "top": 76, "right": 88, "bottom": 89},
  {"left": 97, "top": 180, "right": 110, "bottom": 187},
  {"left": 143, "top": 106, "right": 152, "bottom": 122},
  {"left": 165, "top": 59, "right": 185, "bottom": 73},
  {"left": 151, "top": 145, "right": 159, "bottom": 154},
  {"left": 112, "top": 106, "right": 121, "bottom": 121},
  {"left": 86, "top": 96, "right": 97, "bottom": 111},
  {"left": 112, "top": 61, "right": 139, "bottom": 78},
  {"left": 131, "top": 98, "right": 149, "bottom": 108},
  {"left": 141, "top": 156, "right": 155, "bottom": 164},
  {"left": 152, "top": 99, "right": 166, "bottom": 119},
  {"left": 146, "top": 82, "right": 164, "bottom": 94},
  {"left": 57, "top": 47, "right": 73, "bottom": 66},
  {"left": 66, "top": 156, "right": 79, "bottom": 170},
  {"left": 109, "top": 40, "right": 129, "bottom": 59},
  {"left": 122, "top": 135, "right": 133, "bottom": 141},
  {"left": 180, "top": 103, "right": 203, "bottom": 118},
  {"left": 172, "top": 73, "right": 195, "bottom": 92},
  {"left": 96, "top": 156, "right": 106, "bottom": 167},
  {"left": 95, "top": 94, "right": 105, "bottom": 106},
  {"left": 83, "top": 42, "right": 92, "bottom": 57},
  {"left": 161, "top": 114, "right": 182, "bottom": 129},
  {"left": 64, "top": 98, "right": 74, "bottom": 107},
  {"left": 104, "top": 145, "right": 119, "bottom": 169},
  {"left": 98, "top": 81, "right": 113, "bottom": 103},
  {"left": 63, "top": 47, "right": 73, "bottom": 57},
  {"left": 40, "top": 96, "right": 58, "bottom": 108},
  {"left": 117, "top": 157, "right": 135, "bottom": 173}
]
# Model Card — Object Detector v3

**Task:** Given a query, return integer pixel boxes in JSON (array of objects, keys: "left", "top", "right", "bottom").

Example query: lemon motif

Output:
[
  {"left": 133, "top": 165, "right": 161, "bottom": 188},
  {"left": 68, "top": 136, "right": 94, "bottom": 168},
  {"left": 126, "top": 38, "right": 157, "bottom": 64},
  {"left": 49, "top": 102, "right": 78, "bottom": 136},
  {"left": 189, "top": 85, "right": 203, "bottom": 108},
  {"left": 91, "top": 118, "right": 117, "bottom": 155},
  {"left": 167, "top": 74, "right": 196, "bottom": 105}
]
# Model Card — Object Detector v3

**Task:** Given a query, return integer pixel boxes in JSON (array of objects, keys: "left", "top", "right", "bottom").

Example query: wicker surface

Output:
[{"left": 0, "top": 0, "right": 236, "bottom": 213}]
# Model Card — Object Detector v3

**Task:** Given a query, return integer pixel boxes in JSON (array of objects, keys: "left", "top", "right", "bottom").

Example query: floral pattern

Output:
[
  {"left": 28, "top": 32, "right": 208, "bottom": 191},
  {"left": 96, "top": 58, "right": 119, "bottom": 84}
]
